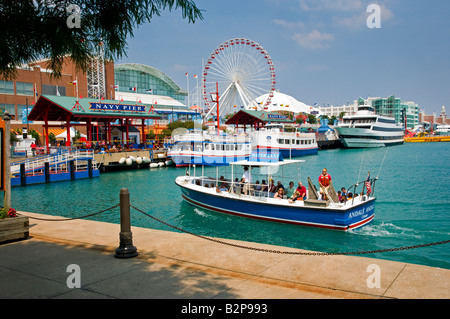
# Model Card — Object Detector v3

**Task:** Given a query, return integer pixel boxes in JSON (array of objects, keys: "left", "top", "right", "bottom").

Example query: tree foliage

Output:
[{"left": 0, "top": 0, "right": 203, "bottom": 79}]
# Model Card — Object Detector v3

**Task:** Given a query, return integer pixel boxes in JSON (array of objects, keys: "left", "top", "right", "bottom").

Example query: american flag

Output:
[{"left": 365, "top": 173, "right": 372, "bottom": 195}]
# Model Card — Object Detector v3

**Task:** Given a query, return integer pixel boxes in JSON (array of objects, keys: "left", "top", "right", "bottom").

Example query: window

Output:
[
  {"left": 16, "top": 82, "right": 33, "bottom": 95},
  {"left": 42, "top": 85, "right": 66, "bottom": 96},
  {"left": 0, "top": 104, "right": 15, "bottom": 119},
  {"left": 0, "top": 80, "right": 14, "bottom": 94}
]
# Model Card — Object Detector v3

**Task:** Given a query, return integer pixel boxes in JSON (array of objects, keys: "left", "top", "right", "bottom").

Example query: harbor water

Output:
[{"left": 12, "top": 142, "right": 450, "bottom": 269}]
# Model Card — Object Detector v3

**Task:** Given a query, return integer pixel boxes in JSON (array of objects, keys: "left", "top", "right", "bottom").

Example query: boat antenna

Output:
[
  {"left": 376, "top": 147, "right": 389, "bottom": 179},
  {"left": 357, "top": 149, "right": 366, "bottom": 184}
]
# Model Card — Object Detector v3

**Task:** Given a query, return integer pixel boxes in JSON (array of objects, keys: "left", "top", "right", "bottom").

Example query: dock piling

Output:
[{"left": 115, "top": 188, "right": 138, "bottom": 259}]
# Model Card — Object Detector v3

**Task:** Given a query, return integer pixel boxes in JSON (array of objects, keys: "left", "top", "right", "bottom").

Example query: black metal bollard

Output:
[{"left": 115, "top": 188, "right": 138, "bottom": 258}]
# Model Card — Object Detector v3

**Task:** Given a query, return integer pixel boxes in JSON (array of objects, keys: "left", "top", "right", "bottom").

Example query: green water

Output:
[{"left": 12, "top": 143, "right": 450, "bottom": 269}]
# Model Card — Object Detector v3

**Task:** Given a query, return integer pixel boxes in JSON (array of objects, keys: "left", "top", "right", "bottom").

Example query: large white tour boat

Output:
[{"left": 335, "top": 105, "right": 404, "bottom": 148}]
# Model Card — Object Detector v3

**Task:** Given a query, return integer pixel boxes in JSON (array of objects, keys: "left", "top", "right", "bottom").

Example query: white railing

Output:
[{"left": 10, "top": 150, "right": 97, "bottom": 176}]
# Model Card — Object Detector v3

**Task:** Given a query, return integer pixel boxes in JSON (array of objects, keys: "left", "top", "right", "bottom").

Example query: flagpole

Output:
[
  {"left": 186, "top": 73, "right": 190, "bottom": 108},
  {"left": 76, "top": 77, "right": 79, "bottom": 102}
]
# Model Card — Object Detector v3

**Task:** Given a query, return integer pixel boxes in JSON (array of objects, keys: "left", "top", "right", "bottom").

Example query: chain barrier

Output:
[
  {"left": 130, "top": 204, "right": 450, "bottom": 256},
  {"left": 22, "top": 202, "right": 450, "bottom": 256},
  {"left": 23, "top": 204, "right": 120, "bottom": 222}
]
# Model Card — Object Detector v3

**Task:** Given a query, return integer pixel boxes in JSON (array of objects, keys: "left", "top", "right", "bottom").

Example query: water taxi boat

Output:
[
  {"left": 335, "top": 105, "right": 404, "bottom": 148},
  {"left": 404, "top": 132, "right": 450, "bottom": 143},
  {"left": 175, "top": 154, "right": 376, "bottom": 231}
]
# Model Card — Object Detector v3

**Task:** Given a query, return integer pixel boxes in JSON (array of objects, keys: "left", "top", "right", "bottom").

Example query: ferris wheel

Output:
[{"left": 202, "top": 38, "right": 276, "bottom": 119}]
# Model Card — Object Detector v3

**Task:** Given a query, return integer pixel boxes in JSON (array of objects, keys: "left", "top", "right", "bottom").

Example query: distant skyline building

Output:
[{"left": 319, "top": 95, "right": 420, "bottom": 129}]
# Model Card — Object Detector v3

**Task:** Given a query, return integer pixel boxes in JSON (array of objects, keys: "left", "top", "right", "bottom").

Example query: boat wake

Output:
[{"left": 350, "top": 222, "right": 423, "bottom": 239}]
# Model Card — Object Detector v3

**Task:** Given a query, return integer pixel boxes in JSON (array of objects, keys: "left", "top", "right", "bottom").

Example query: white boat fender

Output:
[
  {"left": 143, "top": 157, "right": 151, "bottom": 163},
  {"left": 158, "top": 162, "right": 165, "bottom": 167},
  {"left": 125, "top": 158, "right": 133, "bottom": 165},
  {"left": 129, "top": 156, "right": 136, "bottom": 162},
  {"left": 136, "top": 157, "right": 143, "bottom": 164},
  {"left": 150, "top": 163, "right": 158, "bottom": 168},
  {"left": 119, "top": 157, "right": 126, "bottom": 165}
]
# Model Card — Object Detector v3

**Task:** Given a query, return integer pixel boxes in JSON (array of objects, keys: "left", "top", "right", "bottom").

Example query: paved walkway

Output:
[{"left": 0, "top": 211, "right": 449, "bottom": 299}]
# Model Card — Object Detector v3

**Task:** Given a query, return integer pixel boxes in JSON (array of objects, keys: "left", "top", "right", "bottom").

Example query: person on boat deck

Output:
[
  {"left": 289, "top": 190, "right": 305, "bottom": 203},
  {"left": 295, "top": 182, "right": 307, "bottom": 201},
  {"left": 217, "top": 183, "right": 229, "bottom": 192},
  {"left": 254, "top": 180, "right": 261, "bottom": 191},
  {"left": 241, "top": 166, "right": 252, "bottom": 195},
  {"left": 319, "top": 168, "right": 332, "bottom": 195},
  {"left": 274, "top": 188, "right": 284, "bottom": 199},
  {"left": 261, "top": 180, "right": 268, "bottom": 192},
  {"left": 218, "top": 176, "right": 228, "bottom": 189},
  {"left": 340, "top": 187, "right": 348, "bottom": 202},
  {"left": 268, "top": 179, "right": 275, "bottom": 193},
  {"left": 286, "top": 181, "right": 295, "bottom": 198},
  {"left": 274, "top": 181, "right": 285, "bottom": 194},
  {"left": 347, "top": 192, "right": 353, "bottom": 201}
]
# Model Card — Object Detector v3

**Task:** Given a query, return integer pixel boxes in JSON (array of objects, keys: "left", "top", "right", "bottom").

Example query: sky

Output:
[{"left": 117, "top": 0, "right": 450, "bottom": 114}]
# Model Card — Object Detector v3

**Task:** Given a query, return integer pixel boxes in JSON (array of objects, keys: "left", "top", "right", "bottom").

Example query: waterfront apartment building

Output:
[{"left": 319, "top": 95, "right": 420, "bottom": 129}]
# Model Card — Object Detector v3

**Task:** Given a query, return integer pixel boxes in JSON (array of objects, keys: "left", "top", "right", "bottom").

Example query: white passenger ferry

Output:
[
  {"left": 335, "top": 105, "right": 404, "bottom": 148},
  {"left": 251, "top": 124, "right": 318, "bottom": 158},
  {"left": 167, "top": 130, "right": 252, "bottom": 167}
]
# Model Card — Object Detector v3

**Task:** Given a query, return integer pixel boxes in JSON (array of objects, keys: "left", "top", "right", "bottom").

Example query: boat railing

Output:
[
  {"left": 188, "top": 175, "right": 313, "bottom": 203},
  {"left": 345, "top": 177, "right": 378, "bottom": 205}
]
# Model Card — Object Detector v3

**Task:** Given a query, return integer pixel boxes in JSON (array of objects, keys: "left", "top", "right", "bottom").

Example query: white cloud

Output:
[
  {"left": 172, "top": 64, "right": 187, "bottom": 71},
  {"left": 292, "top": 30, "right": 334, "bottom": 49},
  {"left": 273, "top": 19, "right": 306, "bottom": 29},
  {"left": 299, "top": 0, "right": 364, "bottom": 12}
]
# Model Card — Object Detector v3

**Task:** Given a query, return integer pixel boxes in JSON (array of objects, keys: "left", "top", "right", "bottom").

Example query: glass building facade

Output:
[
  {"left": 114, "top": 64, "right": 187, "bottom": 104},
  {"left": 370, "top": 95, "right": 419, "bottom": 129}
]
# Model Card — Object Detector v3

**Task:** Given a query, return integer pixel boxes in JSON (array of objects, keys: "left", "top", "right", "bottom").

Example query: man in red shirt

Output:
[
  {"left": 295, "top": 181, "right": 307, "bottom": 200},
  {"left": 318, "top": 168, "right": 332, "bottom": 200}
]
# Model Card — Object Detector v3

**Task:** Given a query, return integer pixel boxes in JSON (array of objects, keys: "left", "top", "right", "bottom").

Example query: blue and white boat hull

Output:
[{"left": 176, "top": 177, "right": 375, "bottom": 231}]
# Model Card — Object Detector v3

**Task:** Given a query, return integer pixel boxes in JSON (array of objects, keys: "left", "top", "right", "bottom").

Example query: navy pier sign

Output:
[{"left": 89, "top": 102, "right": 146, "bottom": 113}]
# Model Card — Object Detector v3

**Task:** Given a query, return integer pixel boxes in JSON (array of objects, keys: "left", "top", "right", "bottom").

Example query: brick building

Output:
[{"left": 0, "top": 55, "right": 115, "bottom": 138}]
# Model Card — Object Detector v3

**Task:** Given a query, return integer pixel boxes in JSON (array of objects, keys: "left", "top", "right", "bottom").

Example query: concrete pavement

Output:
[{"left": 0, "top": 211, "right": 449, "bottom": 299}]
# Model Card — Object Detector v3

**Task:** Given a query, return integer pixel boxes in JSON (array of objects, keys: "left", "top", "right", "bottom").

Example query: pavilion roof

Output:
[{"left": 28, "top": 95, "right": 162, "bottom": 122}]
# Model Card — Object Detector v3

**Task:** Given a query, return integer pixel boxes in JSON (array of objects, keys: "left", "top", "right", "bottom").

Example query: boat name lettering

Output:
[
  {"left": 89, "top": 103, "right": 146, "bottom": 113},
  {"left": 250, "top": 152, "right": 278, "bottom": 158},
  {"left": 349, "top": 204, "right": 374, "bottom": 219}
]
